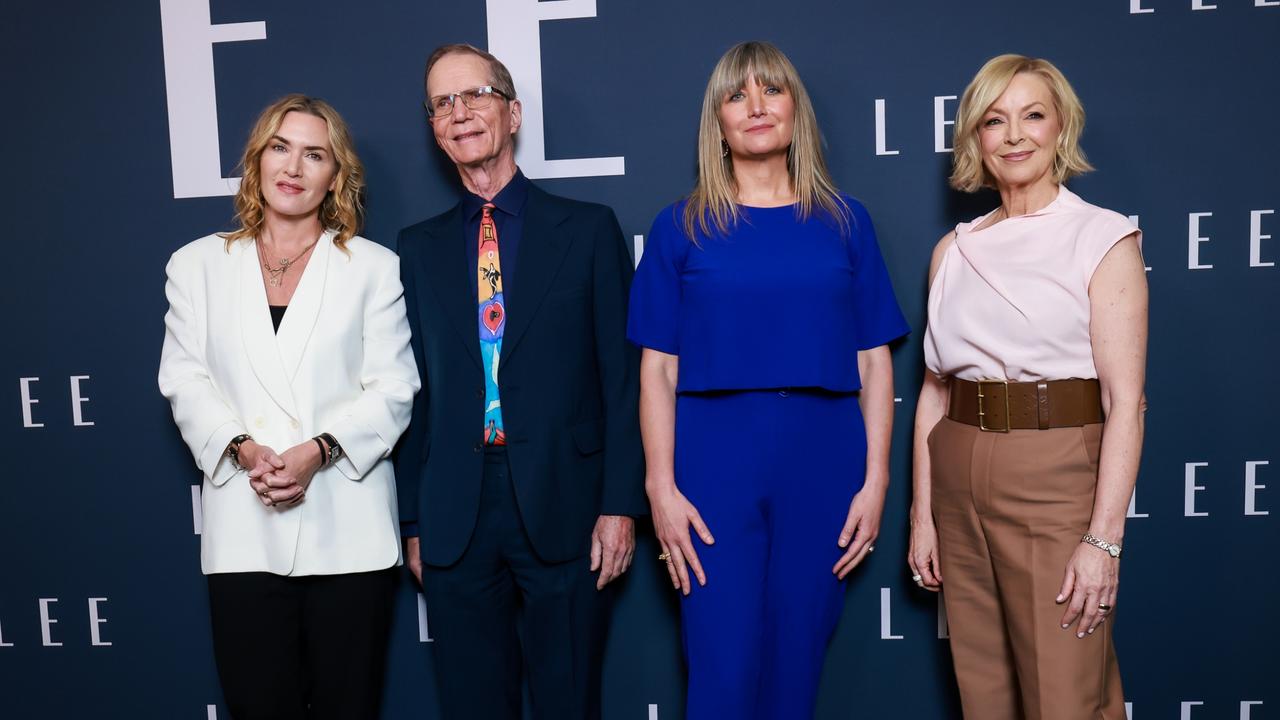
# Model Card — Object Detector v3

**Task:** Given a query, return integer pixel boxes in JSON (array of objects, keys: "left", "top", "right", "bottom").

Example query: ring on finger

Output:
[
  {"left": 867, "top": 545, "right": 875, "bottom": 553},
  {"left": 658, "top": 552, "right": 671, "bottom": 562},
  {"left": 911, "top": 574, "right": 922, "bottom": 583},
  {"left": 1098, "top": 603, "right": 1112, "bottom": 612}
]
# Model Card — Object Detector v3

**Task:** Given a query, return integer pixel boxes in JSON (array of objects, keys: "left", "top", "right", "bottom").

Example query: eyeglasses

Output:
[{"left": 424, "top": 86, "right": 509, "bottom": 119}]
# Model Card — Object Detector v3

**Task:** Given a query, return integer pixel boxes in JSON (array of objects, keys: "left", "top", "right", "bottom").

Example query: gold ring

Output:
[
  {"left": 658, "top": 552, "right": 671, "bottom": 562},
  {"left": 1098, "top": 603, "right": 1112, "bottom": 612}
]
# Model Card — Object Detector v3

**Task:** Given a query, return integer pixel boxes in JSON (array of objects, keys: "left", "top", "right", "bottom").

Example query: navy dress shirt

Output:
[{"left": 462, "top": 169, "right": 531, "bottom": 301}]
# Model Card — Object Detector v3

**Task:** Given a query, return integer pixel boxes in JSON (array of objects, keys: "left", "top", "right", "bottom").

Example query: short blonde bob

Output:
[
  {"left": 683, "top": 41, "right": 849, "bottom": 240},
  {"left": 950, "top": 54, "right": 1093, "bottom": 193},
  {"left": 222, "top": 94, "right": 364, "bottom": 250}
]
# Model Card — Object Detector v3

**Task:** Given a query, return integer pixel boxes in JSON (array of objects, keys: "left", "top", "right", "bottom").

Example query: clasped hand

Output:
[{"left": 241, "top": 440, "right": 323, "bottom": 508}]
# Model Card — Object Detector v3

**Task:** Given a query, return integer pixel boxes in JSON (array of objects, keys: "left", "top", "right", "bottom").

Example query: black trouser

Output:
[
  {"left": 206, "top": 567, "right": 396, "bottom": 720},
  {"left": 422, "top": 447, "right": 612, "bottom": 720}
]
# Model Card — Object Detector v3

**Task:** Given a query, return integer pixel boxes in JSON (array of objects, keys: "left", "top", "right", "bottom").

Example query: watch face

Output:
[{"left": 1108, "top": 545, "right": 1120, "bottom": 558}]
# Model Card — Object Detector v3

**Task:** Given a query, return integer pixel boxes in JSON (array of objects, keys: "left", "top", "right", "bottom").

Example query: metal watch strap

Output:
[
  {"left": 227, "top": 433, "right": 252, "bottom": 470},
  {"left": 1081, "top": 533, "right": 1122, "bottom": 558}
]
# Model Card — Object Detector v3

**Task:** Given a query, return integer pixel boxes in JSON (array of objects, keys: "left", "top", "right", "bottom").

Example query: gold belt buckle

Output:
[{"left": 977, "top": 379, "right": 1010, "bottom": 433}]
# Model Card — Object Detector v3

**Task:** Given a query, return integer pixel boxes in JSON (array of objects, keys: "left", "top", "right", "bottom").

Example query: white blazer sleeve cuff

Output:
[
  {"left": 328, "top": 416, "right": 391, "bottom": 481},
  {"left": 202, "top": 421, "right": 245, "bottom": 487}
]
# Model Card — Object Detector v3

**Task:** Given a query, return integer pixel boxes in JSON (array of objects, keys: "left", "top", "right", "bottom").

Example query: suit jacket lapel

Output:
[
  {"left": 499, "top": 187, "right": 573, "bottom": 370},
  {"left": 276, "top": 230, "right": 332, "bottom": 383},
  {"left": 418, "top": 206, "right": 483, "bottom": 370},
  {"left": 239, "top": 239, "right": 300, "bottom": 419}
]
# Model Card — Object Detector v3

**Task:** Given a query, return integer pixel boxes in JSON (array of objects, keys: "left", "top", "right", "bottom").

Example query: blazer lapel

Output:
[
  {"left": 239, "top": 239, "right": 300, "bottom": 419},
  {"left": 276, "top": 230, "right": 332, "bottom": 384},
  {"left": 419, "top": 206, "right": 483, "bottom": 370},
  {"left": 499, "top": 188, "right": 573, "bottom": 370}
]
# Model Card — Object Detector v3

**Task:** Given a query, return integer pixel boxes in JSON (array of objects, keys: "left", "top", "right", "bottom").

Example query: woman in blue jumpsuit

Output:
[{"left": 629, "top": 42, "right": 909, "bottom": 719}]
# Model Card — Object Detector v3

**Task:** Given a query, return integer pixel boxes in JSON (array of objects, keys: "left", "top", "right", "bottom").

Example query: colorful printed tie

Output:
[{"left": 477, "top": 203, "right": 506, "bottom": 445}]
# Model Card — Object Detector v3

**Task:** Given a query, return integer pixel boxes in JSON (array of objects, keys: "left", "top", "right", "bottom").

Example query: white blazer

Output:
[{"left": 159, "top": 230, "right": 420, "bottom": 576}]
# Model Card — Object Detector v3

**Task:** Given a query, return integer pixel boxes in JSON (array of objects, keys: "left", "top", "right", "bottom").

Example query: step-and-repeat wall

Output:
[{"left": 3, "top": 1, "right": 1277, "bottom": 718}]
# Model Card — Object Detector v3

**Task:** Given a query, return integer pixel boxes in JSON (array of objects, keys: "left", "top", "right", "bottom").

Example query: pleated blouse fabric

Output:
[{"left": 924, "top": 186, "right": 1140, "bottom": 382}]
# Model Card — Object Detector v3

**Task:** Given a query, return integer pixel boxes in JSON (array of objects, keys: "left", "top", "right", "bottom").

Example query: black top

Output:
[{"left": 269, "top": 305, "right": 287, "bottom": 333}]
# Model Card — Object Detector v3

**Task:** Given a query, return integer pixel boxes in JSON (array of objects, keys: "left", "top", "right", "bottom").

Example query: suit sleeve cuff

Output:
[
  {"left": 202, "top": 422, "right": 245, "bottom": 487},
  {"left": 327, "top": 418, "right": 391, "bottom": 481}
]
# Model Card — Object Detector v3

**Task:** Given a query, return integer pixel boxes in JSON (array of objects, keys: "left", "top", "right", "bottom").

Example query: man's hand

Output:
[
  {"left": 405, "top": 536, "right": 423, "bottom": 586},
  {"left": 589, "top": 515, "right": 635, "bottom": 590}
]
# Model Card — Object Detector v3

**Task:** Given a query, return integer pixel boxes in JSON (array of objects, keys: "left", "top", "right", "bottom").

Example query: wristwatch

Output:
[
  {"left": 227, "top": 434, "right": 253, "bottom": 470},
  {"left": 317, "top": 432, "right": 344, "bottom": 467},
  {"left": 1081, "top": 533, "right": 1122, "bottom": 558}
]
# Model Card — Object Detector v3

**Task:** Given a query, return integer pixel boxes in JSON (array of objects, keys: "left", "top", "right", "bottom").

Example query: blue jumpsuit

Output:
[{"left": 628, "top": 199, "right": 909, "bottom": 720}]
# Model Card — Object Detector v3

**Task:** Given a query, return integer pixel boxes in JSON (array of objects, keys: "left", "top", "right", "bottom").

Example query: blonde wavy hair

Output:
[
  {"left": 222, "top": 94, "right": 364, "bottom": 251},
  {"left": 683, "top": 41, "right": 849, "bottom": 241},
  {"left": 950, "top": 54, "right": 1094, "bottom": 193}
]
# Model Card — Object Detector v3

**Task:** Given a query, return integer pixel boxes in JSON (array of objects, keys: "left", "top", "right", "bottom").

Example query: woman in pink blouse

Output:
[{"left": 908, "top": 55, "right": 1147, "bottom": 719}]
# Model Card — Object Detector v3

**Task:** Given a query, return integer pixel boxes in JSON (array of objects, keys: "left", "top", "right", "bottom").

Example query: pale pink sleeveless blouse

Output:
[{"left": 923, "top": 186, "right": 1141, "bottom": 382}]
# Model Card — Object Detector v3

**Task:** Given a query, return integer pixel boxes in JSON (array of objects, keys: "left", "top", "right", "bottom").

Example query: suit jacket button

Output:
[
  {"left": 473, "top": 443, "right": 483, "bottom": 453},
  {"left": 475, "top": 388, "right": 484, "bottom": 399}
]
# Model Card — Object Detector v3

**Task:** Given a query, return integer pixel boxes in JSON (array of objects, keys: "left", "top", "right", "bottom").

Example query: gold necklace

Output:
[{"left": 257, "top": 238, "right": 317, "bottom": 288}]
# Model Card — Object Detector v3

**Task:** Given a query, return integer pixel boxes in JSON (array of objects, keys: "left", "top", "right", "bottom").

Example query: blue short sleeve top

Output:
[{"left": 627, "top": 197, "right": 909, "bottom": 393}]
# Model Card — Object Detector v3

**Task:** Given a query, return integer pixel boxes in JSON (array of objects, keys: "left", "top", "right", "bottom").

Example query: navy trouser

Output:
[
  {"left": 676, "top": 389, "right": 866, "bottom": 720},
  {"left": 421, "top": 447, "right": 611, "bottom": 720}
]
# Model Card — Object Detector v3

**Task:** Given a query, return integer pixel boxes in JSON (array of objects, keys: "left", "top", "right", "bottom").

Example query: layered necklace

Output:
[{"left": 257, "top": 236, "right": 318, "bottom": 288}]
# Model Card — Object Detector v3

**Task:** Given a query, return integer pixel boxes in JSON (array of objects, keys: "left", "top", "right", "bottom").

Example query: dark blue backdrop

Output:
[{"left": 3, "top": 1, "right": 1278, "bottom": 718}]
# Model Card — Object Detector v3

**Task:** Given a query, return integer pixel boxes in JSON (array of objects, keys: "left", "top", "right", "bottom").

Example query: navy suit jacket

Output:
[{"left": 395, "top": 182, "right": 646, "bottom": 566}]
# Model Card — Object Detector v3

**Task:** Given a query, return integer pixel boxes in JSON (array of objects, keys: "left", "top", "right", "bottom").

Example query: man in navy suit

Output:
[{"left": 395, "top": 44, "right": 645, "bottom": 720}]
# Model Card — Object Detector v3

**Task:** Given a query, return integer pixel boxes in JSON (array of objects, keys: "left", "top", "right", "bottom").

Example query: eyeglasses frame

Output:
[{"left": 424, "top": 85, "right": 510, "bottom": 120}]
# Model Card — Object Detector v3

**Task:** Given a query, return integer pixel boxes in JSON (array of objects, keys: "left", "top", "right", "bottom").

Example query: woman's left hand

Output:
[
  {"left": 833, "top": 481, "right": 887, "bottom": 579},
  {"left": 1056, "top": 544, "right": 1119, "bottom": 638},
  {"left": 249, "top": 441, "right": 323, "bottom": 507}
]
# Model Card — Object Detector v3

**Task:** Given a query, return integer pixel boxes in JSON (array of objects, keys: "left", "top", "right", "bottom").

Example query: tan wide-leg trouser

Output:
[{"left": 929, "top": 417, "right": 1125, "bottom": 720}]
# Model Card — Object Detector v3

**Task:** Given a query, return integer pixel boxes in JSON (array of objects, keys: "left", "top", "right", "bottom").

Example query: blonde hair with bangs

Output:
[
  {"left": 683, "top": 41, "right": 849, "bottom": 241},
  {"left": 950, "top": 54, "right": 1094, "bottom": 192},
  {"left": 223, "top": 94, "right": 365, "bottom": 251}
]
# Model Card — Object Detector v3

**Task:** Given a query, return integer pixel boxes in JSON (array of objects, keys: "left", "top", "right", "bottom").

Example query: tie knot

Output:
[{"left": 482, "top": 203, "right": 495, "bottom": 218}]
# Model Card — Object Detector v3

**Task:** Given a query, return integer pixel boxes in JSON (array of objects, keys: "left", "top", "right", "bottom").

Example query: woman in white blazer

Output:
[{"left": 158, "top": 95, "right": 420, "bottom": 720}]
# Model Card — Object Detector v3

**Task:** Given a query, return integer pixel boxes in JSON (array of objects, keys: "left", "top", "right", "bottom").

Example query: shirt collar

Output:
[{"left": 462, "top": 168, "right": 530, "bottom": 220}]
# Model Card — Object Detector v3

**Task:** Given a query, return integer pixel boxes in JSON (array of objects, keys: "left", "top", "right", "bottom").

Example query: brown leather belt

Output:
[{"left": 947, "top": 378, "right": 1103, "bottom": 432}]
